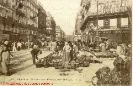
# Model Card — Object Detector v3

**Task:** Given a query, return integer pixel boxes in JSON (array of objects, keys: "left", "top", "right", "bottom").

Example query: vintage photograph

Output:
[{"left": 0, "top": 0, "right": 132, "bottom": 86}]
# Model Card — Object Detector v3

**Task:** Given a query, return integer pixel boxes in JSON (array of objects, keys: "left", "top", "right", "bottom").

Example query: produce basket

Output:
[{"left": 36, "top": 58, "right": 44, "bottom": 68}]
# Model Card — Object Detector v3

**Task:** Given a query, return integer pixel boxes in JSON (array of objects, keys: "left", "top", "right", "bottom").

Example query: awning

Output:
[{"left": 97, "top": 29, "right": 130, "bottom": 34}]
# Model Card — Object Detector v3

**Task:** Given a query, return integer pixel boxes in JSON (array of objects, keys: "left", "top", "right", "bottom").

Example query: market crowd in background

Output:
[{"left": 0, "top": 38, "right": 131, "bottom": 76}]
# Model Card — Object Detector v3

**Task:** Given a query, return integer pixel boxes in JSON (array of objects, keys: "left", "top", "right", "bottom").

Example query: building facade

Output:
[
  {"left": 65, "top": 35, "right": 74, "bottom": 42},
  {"left": 46, "top": 13, "right": 56, "bottom": 41},
  {"left": 38, "top": 3, "right": 47, "bottom": 41},
  {"left": 56, "top": 26, "right": 65, "bottom": 41},
  {"left": 75, "top": 13, "right": 82, "bottom": 35},
  {"left": 0, "top": 0, "right": 38, "bottom": 42},
  {"left": 78, "top": 0, "right": 131, "bottom": 43},
  {"left": 75, "top": 0, "right": 91, "bottom": 42}
]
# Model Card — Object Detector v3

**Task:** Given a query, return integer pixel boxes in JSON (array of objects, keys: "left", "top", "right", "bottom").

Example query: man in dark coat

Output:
[{"left": 31, "top": 44, "right": 40, "bottom": 64}]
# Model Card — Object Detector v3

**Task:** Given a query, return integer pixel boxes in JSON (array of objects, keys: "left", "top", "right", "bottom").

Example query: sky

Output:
[{"left": 38, "top": 0, "right": 81, "bottom": 35}]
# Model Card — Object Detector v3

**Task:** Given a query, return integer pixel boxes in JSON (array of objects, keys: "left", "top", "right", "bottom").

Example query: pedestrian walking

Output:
[
  {"left": 12, "top": 42, "right": 17, "bottom": 52},
  {"left": 17, "top": 41, "right": 22, "bottom": 51},
  {"left": 31, "top": 44, "right": 41, "bottom": 64},
  {"left": 0, "top": 40, "right": 13, "bottom": 76}
]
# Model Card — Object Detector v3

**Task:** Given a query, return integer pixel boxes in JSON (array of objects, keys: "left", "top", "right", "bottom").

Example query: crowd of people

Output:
[
  {"left": 0, "top": 38, "right": 131, "bottom": 76},
  {"left": 0, "top": 40, "right": 31, "bottom": 52},
  {"left": 0, "top": 40, "right": 48, "bottom": 52},
  {"left": 44, "top": 39, "right": 131, "bottom": 69},
  {"left": 0, "top": 39, "right": 45, "bottom": 76}
]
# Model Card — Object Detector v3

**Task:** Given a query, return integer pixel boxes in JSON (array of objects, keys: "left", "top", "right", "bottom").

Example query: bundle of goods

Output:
[
  {"left": 36, "top": 51, "right": 63, "bottom": 68},
  {"left": 43, "top": 53, "right": 54, "bottom": 67},
  {"left": 52, "top": 52, "right": 63, "bottom": 69},
  {"left": 78, "top": 50, "right": 100, "bottom": 62},
  {"left": 36, "top": 58, "right": 45, "bottom": 68},
  {"left": 94, "top": 51, "right": 117, "bottom": 58},
  {"left": 36, "top": 50, "right": 102, "bottom": 69},
  {"left": 69, "top": 60, "right": 79, "bottom": 69},
  {"left": 92, "top": 56, "right": 131, "bottom": 86},
  {"left": 44, "top": 52, "right": 62, "bottom": 68},
  {"left": 95, "top": 67, "right": 111, "bottom": 85},
  {"left": 76, "top": 55, "right": 90, "bottom": 67},
  {"left": 112, "top": 56, "right": 131, "bottom": 85},
  {"left": 76, "top": 51, "right": 92, "bottom": 67}
]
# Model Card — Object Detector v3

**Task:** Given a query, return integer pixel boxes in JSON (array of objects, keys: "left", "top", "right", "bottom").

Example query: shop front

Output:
[{"left": 97, "top": 29, "right": 131, "bottom": 43}]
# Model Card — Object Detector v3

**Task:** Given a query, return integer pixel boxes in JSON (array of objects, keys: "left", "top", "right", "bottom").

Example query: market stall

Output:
[{"left": 35, "top": 50, "right": 102, "bottom": 69}]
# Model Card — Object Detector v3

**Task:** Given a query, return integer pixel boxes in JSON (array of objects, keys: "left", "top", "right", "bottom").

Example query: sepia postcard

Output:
[{"left": 0, "top": 0, "right": 132, "bottom": 86}]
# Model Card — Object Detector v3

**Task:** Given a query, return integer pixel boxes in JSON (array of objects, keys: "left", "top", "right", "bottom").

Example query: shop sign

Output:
[{"left": 97, "top": 0, "right": 128, "bottom": 15}]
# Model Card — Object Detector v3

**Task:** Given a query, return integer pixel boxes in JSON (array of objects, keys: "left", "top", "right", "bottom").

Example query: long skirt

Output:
[
  {"left": 1, "top": 51, "right": 10, "bottom": 74},
  {"left": 13, "top": 46, "right": 17, "bottom": 52},
  {"left": 62, "top": 52, "right": 70, "bottom": 68}
]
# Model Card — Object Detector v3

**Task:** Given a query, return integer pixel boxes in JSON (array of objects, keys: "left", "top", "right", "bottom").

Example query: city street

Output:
[
  {"left": 0, "top": 49, "right": 115, "bottom": 86},
  {"left": 0, "top": 0, "right": 131, "bottom": 86}
]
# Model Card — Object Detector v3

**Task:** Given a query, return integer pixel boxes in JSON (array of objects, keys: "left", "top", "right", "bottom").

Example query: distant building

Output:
[
  {"left": 56, "top": 26, "right": 65, "bottom": 41},
  {"left": 65, "top": 35, "right": 74, "bottom": 42},
  {"left": 75, "top": 13, "right": 82, "bottom": 35},
  {"left": 46, "top": 13, "right": 56, "bottom": 41},
  {"left": 73, "top": 31, "right": 81, "bottom": 41}
]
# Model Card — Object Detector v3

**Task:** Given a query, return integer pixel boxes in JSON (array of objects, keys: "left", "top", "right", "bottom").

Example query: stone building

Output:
[
  {"left": 37, "top": 3, "right": 47, "bottom": 41},
  {"left": 46, "top": 12, "right": 56, "bottom": 41},
  {"left": 56, "top": 26, "right": 65, "bottom": 41},
  {"left": 0, "top": 0, "right": 38, "bottom": 42},
  {"left": 78, "top": 0, "right": 131, "bottom": 43}
]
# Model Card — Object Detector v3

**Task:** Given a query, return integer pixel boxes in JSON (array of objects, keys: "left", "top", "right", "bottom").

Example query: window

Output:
[
  {"left": 98, "top": 20, "right": 104, "bottom": 27},
  {"left": 110, "top": 18, "right": 117, "bottom": 27},
  {"left": 121, "top": 18, "right": 128, "bottom": 27}
]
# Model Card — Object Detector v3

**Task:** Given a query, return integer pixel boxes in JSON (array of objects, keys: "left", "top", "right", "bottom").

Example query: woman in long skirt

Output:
[
  {"left": 0, "top": 41, "right": 11, "bottom": 76},
  {"left": 62, "top": 42, "right": 71, "bottom": 68}
]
